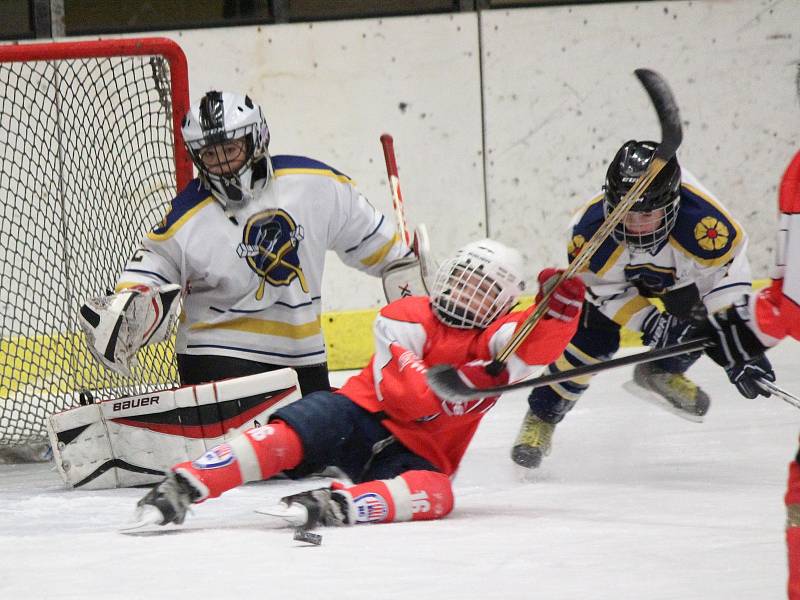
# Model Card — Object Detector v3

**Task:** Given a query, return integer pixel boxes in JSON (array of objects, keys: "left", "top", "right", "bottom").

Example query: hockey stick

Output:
[
  {"left": 427, "top": 338, "right": 709, "bottom": 401},
  {"left": 380, "top": 133, "right": 412, "bottom": 248},
  {"left": 757, "top": 379, "right": 800, "bottom": 410},
  {"left": 477, "top": 68, "right": 683, "bottom": 376}
]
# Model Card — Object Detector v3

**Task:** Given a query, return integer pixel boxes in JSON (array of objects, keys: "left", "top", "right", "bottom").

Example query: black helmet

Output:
[{"left": 603, "top": 140, "right": 681, "bottom": 253}]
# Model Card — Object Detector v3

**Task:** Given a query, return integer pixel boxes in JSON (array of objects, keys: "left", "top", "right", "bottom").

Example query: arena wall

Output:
[{"left": 3, "top": 0, "right": 798, "bottom": 370}]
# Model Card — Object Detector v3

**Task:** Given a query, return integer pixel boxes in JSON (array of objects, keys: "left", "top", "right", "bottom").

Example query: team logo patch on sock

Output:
[
  {"left": 192, "top": 443, "right": 235, "bottom": 469},
  {"left": 353, "top": 492, "right": 388, "bottom": 523}
]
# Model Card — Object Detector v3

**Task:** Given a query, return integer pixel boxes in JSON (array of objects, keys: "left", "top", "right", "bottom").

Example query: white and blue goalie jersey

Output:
[
  {"left": 116, "top": 155, "right": 407, "bottom": 367},
  {"left": 568, "top": 170, "right": 752, "bottom": 331}
]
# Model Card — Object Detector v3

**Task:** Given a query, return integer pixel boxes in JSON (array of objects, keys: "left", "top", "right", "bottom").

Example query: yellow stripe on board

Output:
[
  {"left": 0, "top": 333, "right": 177, "bottom": 398},
  {"left": 0, "top": 281, "right": 771, "bottom": 398}
]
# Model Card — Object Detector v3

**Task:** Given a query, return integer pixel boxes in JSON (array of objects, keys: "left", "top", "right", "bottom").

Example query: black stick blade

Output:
[
  {"left": 634, "top": 68, "right": 682, "bottom": 160},
  {"left": 427, "top": 364, "right": 493, "bottom": 402}
]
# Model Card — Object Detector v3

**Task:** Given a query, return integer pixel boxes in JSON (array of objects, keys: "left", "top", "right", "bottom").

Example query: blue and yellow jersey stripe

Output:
[
  {"left": 272, "top": 155, "right": 354, "bottom": 185},
  {"left": 148, "top": 179, "right": 214, "bottom": 241}
]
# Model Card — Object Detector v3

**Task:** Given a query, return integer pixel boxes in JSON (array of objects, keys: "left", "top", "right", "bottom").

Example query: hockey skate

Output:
[
  {"left": 256, "top": 487, "right": 354, "bottom": 529},
  {"left": 624, "top": 362, "right": 710, "bottom": 422},
  {"left": 124, "top": 472, "right": 202, "bottom": 530},
  {"left": 511, "top": 410, "right": 555, "bottom": 469}
]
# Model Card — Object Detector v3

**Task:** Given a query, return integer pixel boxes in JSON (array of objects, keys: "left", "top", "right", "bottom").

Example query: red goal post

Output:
[{"left": 0, "top": 37, "right": 192, "bottom": 454}]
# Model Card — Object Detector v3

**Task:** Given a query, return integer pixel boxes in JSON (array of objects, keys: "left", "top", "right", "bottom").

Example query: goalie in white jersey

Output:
[
  {"left": 79, "top": 91, "right": 408, "bottom": 394},
  {"left": 511, "top": 139, "right": 753, "bottom": 469}
]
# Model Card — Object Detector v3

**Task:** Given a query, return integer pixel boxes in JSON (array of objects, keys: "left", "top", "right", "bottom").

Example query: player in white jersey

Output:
[
  {"left": 511, "top": 139, "right": 752, "bottom": 469},
  {"left": 78, "top": 91, "right": 408, "bottom": 394}
]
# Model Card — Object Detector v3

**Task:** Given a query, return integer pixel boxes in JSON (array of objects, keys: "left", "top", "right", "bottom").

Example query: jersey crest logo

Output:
[
  {"left": 694, "top": 216, "right": 730, "bottom": 252},
  {"left": 237, "top": 209, "right": 309, "bottom": 300},
  {"left": 623, "top": 263, "right": 677, "bottom": 296},
  {"left": 353, "top": 492, "right": 389, "bottom": 523},
  {"left": 192, "top": 443, "right": 235, "bottom": 469},
  {"left": 440, "top": 396, "right": 497, "bottom": 417}
]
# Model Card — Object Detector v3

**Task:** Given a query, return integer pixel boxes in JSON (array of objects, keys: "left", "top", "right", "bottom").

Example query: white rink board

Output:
[
  {"left": 172, "top": 14, "right": 486, "bottom": 310},
  {"left": 2, "top": 340, "right": 799, "bottom": 599},
  {"left": 1, "top": 0, "right": 797, "bottom": 316},
  {"left": 481, "top": 0, "right": 800, "bottom": 273}
]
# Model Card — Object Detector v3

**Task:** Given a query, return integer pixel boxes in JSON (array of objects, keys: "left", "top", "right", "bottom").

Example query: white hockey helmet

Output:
[
  {"left": 181, "top": 91, "right": 272, "bottom": 211},
  {"left": 430, "top": 239, "right": 526, "bottom": 329}
]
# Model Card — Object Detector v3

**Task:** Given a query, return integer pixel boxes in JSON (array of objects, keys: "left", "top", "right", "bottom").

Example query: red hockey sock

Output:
[
  {"left": 173, "top": 421, "right": 303, "bottom": 501},
  {"left": 788, "top": 527, "right": 800, "bottom": 600},
  {"left": 786, "top": 460, "right": 800, "bottom": 505},
  {"left": 787, "top": 460, "right": 800, "bottom": 599},
  {"left": 334, "top": 470, "right": 454, "bottom": 524}
]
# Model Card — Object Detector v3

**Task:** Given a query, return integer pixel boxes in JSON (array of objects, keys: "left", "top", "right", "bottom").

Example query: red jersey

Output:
[
  {"left": 753, "top": 151, "right": 800, "bottom": 343},
  {"left": 340, "top": 296, "right": 578, "bottom": 475}
]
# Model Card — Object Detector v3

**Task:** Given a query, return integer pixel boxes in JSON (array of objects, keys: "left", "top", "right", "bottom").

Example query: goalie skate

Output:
[{"left": 623, "top": 362, "right": 710, "bottom": 422}]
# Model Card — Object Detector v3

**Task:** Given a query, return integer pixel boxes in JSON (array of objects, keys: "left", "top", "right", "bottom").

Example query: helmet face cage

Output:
[
  {"left": 604, "top": 195, "right": 680, "bottom": 254},
  {"left": 431, "top": 240, "right": 525, "bottom": 329},
  {"left": 603, "top": 140, "right": 681, "bottom": 254},
  {"left": 182, "top": 91, "right": 271, "bottom": 211}
]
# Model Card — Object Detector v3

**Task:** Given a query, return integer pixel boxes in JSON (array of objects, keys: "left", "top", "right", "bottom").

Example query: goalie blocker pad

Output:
[
  {"left": 382, "top": 224, "right": 436, "bottom": 302},
  {"left": 46, "top": 368, "right": 301, "bottom": 490}
]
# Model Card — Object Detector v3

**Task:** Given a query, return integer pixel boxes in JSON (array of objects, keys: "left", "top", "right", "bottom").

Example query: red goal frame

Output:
[{"left": 0, "top": 37, "right": 193, "bottom": 189}]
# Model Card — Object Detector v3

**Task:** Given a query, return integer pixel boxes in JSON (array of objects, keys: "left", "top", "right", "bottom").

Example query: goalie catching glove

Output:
[{"left": 78, "top": 284, "right": 181, "bottom": 376}]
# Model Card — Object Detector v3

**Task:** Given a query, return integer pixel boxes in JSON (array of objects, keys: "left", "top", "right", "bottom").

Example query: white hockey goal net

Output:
[{"left": 0, "top": 37, "right": 192, "bottom": 456}]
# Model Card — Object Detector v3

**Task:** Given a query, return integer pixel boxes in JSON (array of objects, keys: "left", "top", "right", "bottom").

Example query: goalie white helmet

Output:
[
  {"left": 430, "top": 239, "right": 525, "bottom": 329},
  {"left": 182, "top": 91, "right": 272, "bottom": 211}
]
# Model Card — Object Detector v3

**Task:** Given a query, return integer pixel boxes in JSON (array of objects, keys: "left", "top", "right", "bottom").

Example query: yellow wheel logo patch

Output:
[
  {"left": 568, "top": 234, "right": 586, "bottom": 260},
  {"left": 694, "top": 216, "right": 729, "bottom": 251}
]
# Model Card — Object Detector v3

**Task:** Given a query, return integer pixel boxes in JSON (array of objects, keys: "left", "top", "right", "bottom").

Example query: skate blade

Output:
[
  {"left": 513, "top": 462, "right": 542, "bottom": 482},
  {"left": 254, "top": 503, "right": 309, "bottom": 529},
  {"left": 622, "top": 380, "right": 705, "bottom": 423},
  {"left": 119, "top": 505, "right": 165, "bottom": 533}
]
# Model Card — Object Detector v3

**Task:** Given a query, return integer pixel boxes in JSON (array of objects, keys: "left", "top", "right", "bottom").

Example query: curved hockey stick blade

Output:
[
  {"left": 634, "top": 68, "right": 682, "bottom": 160},
  {"left": 428, "top": 338, "right": 710, "bottom": 402}
]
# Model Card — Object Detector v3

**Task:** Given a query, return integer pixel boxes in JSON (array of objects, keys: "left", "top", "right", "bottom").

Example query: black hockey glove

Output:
[
  {"left": 640, "top": 308, "right": 695, "bottom": 349},
  {"left": 704, "top": 304, "right": 774, "bottom": 399}
]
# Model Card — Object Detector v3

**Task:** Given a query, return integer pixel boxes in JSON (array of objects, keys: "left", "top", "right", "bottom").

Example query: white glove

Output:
[
  {"left": 78, "top": 284, "right": 181, "bottom": 376},
  {"left": 382, "top": 224, "right": 438, "bottom": 302}
]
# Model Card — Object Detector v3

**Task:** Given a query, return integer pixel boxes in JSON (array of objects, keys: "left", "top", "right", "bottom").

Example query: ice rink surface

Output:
[{"left": 2, "top": 341, "right": 799, "bottom": 599}]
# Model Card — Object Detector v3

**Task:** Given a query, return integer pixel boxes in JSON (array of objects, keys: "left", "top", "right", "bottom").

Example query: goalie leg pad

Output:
[{"left": 47, "top": 368, "right": 301, "bottom": 490}]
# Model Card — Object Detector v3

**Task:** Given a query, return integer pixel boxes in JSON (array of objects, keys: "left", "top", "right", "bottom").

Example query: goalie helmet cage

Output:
[{"left": 0, "top": 37, "right": 192, "bottom": 452}]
